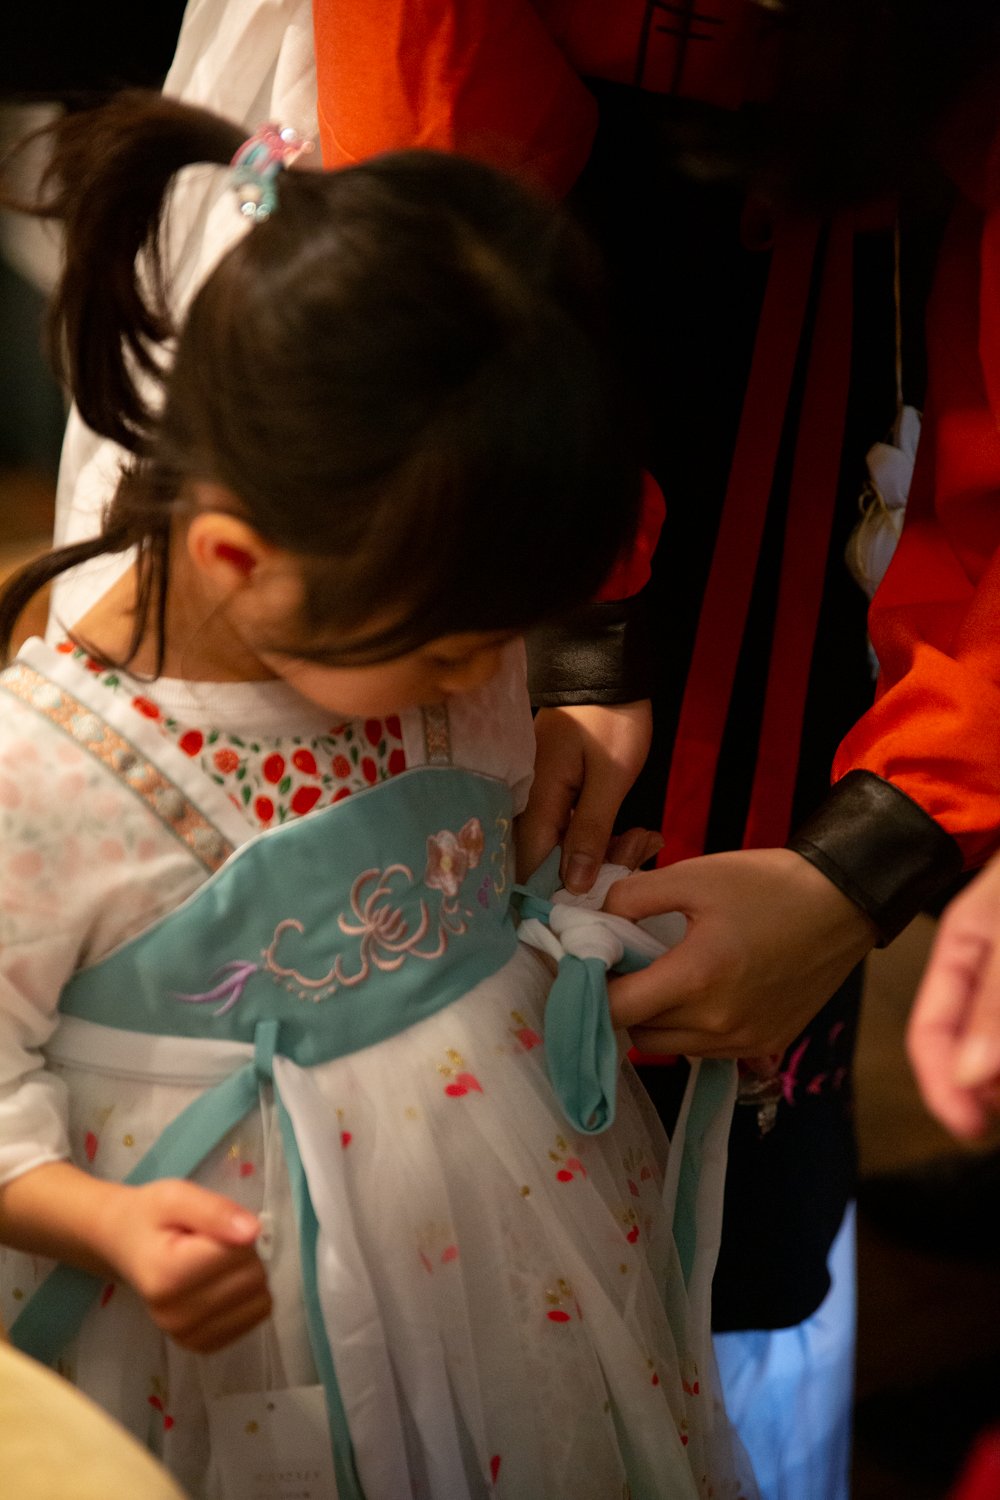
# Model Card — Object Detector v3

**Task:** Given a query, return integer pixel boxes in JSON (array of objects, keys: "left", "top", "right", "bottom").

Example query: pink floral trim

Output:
[
  {"left": 425, "top": 816, "right": 484, "bottom": 898},
  {"left": 0, "top": 662, "right": 232, "bottom": 873}
]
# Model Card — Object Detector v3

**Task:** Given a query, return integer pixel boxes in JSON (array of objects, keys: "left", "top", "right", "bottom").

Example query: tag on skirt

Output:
[{"left": 208, "top": 1385, "right": 338, "bottom": 1500}]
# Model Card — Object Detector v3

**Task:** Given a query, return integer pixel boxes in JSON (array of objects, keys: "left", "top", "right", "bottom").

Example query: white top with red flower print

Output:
[
  {"left": 54, "top": 643, "right": 411, "bottom": 831},
  {"left": 0, "top": 636, "right": 535, "bottom": 1185}
]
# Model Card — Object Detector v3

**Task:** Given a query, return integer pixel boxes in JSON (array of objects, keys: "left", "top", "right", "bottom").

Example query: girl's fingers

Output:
[
  {"left": 153, "top": 1179, "right": 260, "bottom": 1245},
  {"left": 151, "top": 1253, "right": 271, "bottom": 1338},
  {"left": 170, "top": 1286, "right": 275, "bottom": 1354}
]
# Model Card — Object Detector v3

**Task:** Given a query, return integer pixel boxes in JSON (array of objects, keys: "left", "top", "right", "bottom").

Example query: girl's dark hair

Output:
[{"left": 0, "top": 93, "right": 641, "bottom": 667}]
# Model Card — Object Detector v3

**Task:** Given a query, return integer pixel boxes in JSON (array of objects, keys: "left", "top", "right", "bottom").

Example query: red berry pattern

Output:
[
  {"left": 60, "top": 644, "right": 408, "bottom": 830},
  {"left": 178, "top": 729, "right": 204, "bottom": 757}
]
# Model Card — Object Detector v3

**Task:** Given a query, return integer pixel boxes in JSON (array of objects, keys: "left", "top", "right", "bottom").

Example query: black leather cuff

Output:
[
  {"left": 788, "top": 770, "right": 964, "bottom": 945},
  {"left": 526, "top": 590, "right": 655, "bottom": 707}
]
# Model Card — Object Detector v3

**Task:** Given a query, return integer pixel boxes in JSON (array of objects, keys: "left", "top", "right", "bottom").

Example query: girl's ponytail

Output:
[
  {"left": 0, "top": 94, "right": 244, "bottom": 663},
  {"left": 7, "top": 92, "right": 244, "bottom": 451}
]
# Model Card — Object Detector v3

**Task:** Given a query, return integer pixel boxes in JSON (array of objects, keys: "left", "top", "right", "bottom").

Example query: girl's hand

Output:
[
  {"left": 96, "top": 1180, "right": 272, "bottom": 1353},
  {"left": 603, "top": 848, "right": 877, "bottom": 1056},
  {"left": 908, "top": 856, "right": 1000, "bottom": 1140},
  {"left": 516, "top": 701, "right": 653, "bottom": 892}
]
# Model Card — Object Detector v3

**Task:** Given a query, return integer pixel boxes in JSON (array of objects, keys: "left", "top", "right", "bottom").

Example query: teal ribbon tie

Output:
[
  {"left": 543, "top": 953, "right": 618, "bottom": 1135},
  {"left": 514, "top": 883, "right": 620, "bottom": 1135}
]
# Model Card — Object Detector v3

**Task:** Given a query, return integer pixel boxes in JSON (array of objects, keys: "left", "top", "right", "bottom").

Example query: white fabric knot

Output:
[
  {"left": 553, "top": 863, "right": 687, "bottom": 958},
  {"left": 546, "top": 905, "right": 625, "bottom": 968},
  {"left": 518, "top": 862, "right": 687, "bottom": 968}
]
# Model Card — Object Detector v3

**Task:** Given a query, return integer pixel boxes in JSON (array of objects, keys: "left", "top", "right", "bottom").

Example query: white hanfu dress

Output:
[{"left": 0, "top": 639, "right": 755, "bottom": 1500}]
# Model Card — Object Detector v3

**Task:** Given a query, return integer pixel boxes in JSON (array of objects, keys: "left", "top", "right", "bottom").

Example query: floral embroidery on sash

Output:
[
  {"left": 0, "top": 662, "right": 232, "bottom": 873},
  {"left": 175, "top": 816, "right": 487, "bottom": 1009}
]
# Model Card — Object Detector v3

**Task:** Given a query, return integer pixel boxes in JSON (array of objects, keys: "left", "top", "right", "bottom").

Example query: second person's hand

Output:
[
  {"left": 604, "top": 847, "right": 877, "bottom": 1056},
  {"left": 516, "top": 699, "right": 653, "bottom": 892}
]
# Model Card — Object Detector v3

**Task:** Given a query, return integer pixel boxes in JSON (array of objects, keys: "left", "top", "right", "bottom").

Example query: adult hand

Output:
[
  {"left": 516, "top": 700, "right": 653, "bottom": 892},
  {"left": 907, "top": 855, "right": 1000, "bottom": 1139},
  {"left": 603, "top": 847, "right": 877, "bottom": 1056},
  {"left": 99, "top": 1179, "right": 272, "bottom": 1353}
]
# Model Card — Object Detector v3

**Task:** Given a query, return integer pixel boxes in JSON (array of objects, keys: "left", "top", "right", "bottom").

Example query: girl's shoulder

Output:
[
  {"left": 0, "top": 641, "right": 218, "bottom": 967},
  {"left": 0, "top": 640, "right": 100, "bottom": 798},
  {"left": 441, "top": 640, "right": 535, "bottom": 811}
]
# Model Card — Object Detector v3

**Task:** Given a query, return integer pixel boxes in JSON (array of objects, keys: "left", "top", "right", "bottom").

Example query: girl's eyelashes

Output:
[{"left": 427, "top": 653, "right": 471, "bottom": 671}]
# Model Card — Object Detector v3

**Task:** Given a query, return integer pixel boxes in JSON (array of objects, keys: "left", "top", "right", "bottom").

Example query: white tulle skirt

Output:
[{"left": 3, "top": 947, "right": 755, "bottom": 1499}]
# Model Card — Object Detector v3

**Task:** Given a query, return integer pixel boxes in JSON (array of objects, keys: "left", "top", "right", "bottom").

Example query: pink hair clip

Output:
[{"left": 230, "top": 123, "right": 314, "bottom": 223}]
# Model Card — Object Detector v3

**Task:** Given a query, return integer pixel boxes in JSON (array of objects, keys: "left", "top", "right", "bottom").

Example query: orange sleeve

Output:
[
  {"left": 833, "top": 193, "right": 1000, "bottom": 869},
  {"left": 311, "top": 0, "right": 598, "bottom": 196}
]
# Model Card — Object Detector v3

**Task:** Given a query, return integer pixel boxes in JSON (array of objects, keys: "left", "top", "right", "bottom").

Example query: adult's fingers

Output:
[
  {"left": 603, "top": 863, "right": 696, "bottom": 922},
  {"left": 608, "top": 975, "right": 761, "bottom": 1057},
  {"left": 603, "top": 827, "right": 664, "bottom": 872},
  {"left": 907, "top": 910, "right": 997, "bottom": 1137},
  {"left": 605, "top": 849, "right": 874, "bottom": 1055},
  {"left": 560, "top": 760, "right": 631, "bottom": 893},
  {"left": 516, "top": 763, "right": 578, "bottom": 883},
  {"left": 910, "top": 855, "right": 1000, "bottom": 1123},
  {"left": 952, "top": 936, "right": 1000, "bottom": 1091}
]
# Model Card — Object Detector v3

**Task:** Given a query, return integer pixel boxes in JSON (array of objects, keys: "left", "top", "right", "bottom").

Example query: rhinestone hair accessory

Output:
[{"left": 230, "top": 124, "right": 314, "bottom": 223}]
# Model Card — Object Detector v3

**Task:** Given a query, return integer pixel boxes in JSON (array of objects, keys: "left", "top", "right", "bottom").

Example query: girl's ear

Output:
[{"left": 186, "top": 493, "right": 276, "bottom": 596}]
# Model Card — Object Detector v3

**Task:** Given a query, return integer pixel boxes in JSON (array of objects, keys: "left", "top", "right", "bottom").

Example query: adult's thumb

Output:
[
  {"left": 561, "top": 785, "right": 622, "bottom": 895},
  {"left": 603, "top": 861, "right": 696, "bottom": 924}
]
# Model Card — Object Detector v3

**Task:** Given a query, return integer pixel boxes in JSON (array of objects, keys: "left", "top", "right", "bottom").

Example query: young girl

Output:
[{"left": 0, "top": 94, "right": 754, "bottom": 1500}]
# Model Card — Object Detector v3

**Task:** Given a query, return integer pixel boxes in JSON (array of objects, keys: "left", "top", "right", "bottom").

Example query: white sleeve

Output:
[
  {"left": 0, "top": 772, "right": 90, "bottom": 1181},
  {"left": 0, "top": 705, "right": 208, "bottom": 1185},
  {"left": 0, "top": 965, "right": 73, "bottom": 1184}
]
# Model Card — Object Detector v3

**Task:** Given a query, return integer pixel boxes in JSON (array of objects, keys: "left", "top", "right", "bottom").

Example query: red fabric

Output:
[
  {"left": 658, "top": 216, "right": 820, "bottom": 863},
  {"left": 311, "top": 2, "right": 767, "bottom": 191},
  {"left": 312, "top": 0, "right": 597, "bottom": 195},
  {"left": 596, "top": 472, "right": 666, "bottom": 601},
  {"left": 949, "top": 1429, "right": 1000, "bottom": 1500},
  {"left": 742, "top": 213, "right": 854, "bottom": 848},
  {"left": 834, "top": 143, "right": 1000, "bottom": 868}
]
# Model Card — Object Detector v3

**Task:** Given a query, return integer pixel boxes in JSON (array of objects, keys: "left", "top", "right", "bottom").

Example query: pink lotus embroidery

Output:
[
  {"left": 424, "top": 831, "right": 467, "bottom": 900},
  {"left": 424, "top": 818, "right": 483, "bottom": 899},
  {"left": 266, "top": 865, "right": 447, "bottom": 990},
  {"left": 457, "top": 816, "right": 484, "bottom": 866},
  {"left": 178, "top": 818, "right": 486, "bottom": 1009}
]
